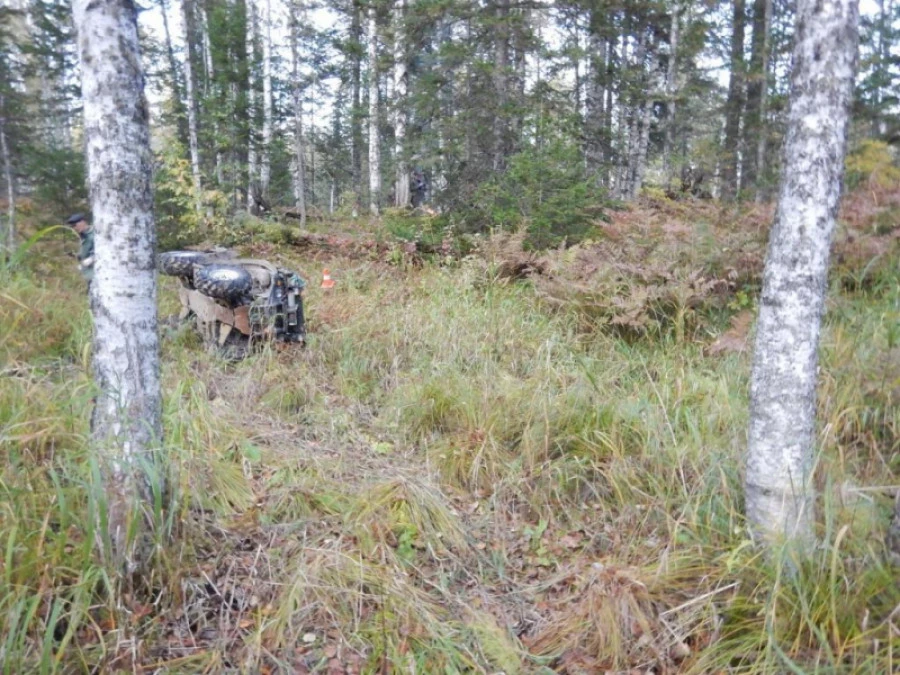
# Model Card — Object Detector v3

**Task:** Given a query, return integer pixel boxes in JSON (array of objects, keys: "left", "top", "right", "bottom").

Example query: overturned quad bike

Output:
[{"left": 159, "top": 250, "right": 306, "bottom": 359}]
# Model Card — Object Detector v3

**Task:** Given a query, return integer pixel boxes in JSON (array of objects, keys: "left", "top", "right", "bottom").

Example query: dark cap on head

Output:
[{"left": 66, "top": 213, "right": 86, "bottom": 226}]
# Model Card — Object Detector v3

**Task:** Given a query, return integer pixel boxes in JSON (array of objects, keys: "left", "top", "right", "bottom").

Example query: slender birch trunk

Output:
[
  {"left": 367, "top": 4, "right": 380, "bottom": 216},
  {"left": 0, "top": 95, "right": 14, "bottom": 257},
  {"left": 198, "top": 5, "right": 223, "bottom": 185},
  {"left": 260, "top": 0, "right": 273, "bottom": 197},
  {"left": 632, "top": 97, "right": 653, "bottom": 197},
  {"left": 72, "top": 0, "right": 162, "bottom": 573},
  {"left": 350, "top": 0, "right": 362, "bottom": 217},
  {"left": 492, "top": 0, "right": 509, "bottom": 172},
  {"left": 290, "top": 10, "right": 307, "bottom": 226},
  {"left": 663, "top": 2, "right": 680, "bottom": 190},
  {"left": 603, "top": 35, "right": 615, "bottom": 189},
  {"left": 247, "top": 1, "right": 259, "bottom": 209},
  {"left": 181, "top": 0, "right": 203, "bottom": 211},
  {"left": 158, "top": 0, "right": 187, "bottom": 148},
  {"left": 393, "top": 0, "right": 408, "bottom": 208},
  {"left": 746, "top": 0, "right": 858, "bottom": 547}
]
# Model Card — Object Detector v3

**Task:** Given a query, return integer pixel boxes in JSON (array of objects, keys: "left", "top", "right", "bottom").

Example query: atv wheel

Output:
[
  {"left": 159, "top": 251, "right": 210, "bottom": 277},
  {"left": 193, "top": 264, "right": 253, "bottom": 303}
]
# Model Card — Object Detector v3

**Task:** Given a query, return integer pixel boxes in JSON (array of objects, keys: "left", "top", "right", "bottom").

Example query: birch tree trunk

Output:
[
  {"left": 158, "top": 0, "right": 187, "bottom": 146},
  {"left": 198, "top": 5, "right": 224, "bottom": 185},
  {"left": 745, "top": 0, "right": 858, "bottom": 547},
  {"left": 0, "top": 94, "right": 14, "bottom": 257},
  {"left": 492, "top": 0, "right": 510, "bottom": 172},
  {"left": 260, "top": 0, "right": 273, "bottom": 197},
  {"left": 72, "top": 0, "right": 162, "bottom": 573},
  {"left": 367, "top": 4, "right": 380, "bottom": 216},
  {"left": 180, "top": 0, "right": 203, "bottom": 211},
  {"left": 351, "top": 0, "right": 362, "bottom": 217},
  {"left": 289, "top": 10, "right": 306, "bottom": 226},
  {"left": 247, "top": 1, "right": 259, "bottom": 209},
  {"left": 393, "top": 0, "right": 408, "bottom": 208}
]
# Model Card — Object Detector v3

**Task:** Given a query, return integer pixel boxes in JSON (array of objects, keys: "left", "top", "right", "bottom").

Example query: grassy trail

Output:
[{"left": 1, "top": 201, "right": 898, "bottom": 673}]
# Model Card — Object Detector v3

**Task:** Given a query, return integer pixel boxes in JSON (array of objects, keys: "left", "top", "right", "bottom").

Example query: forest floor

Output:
[{"left": 1, "top": 189, "right": 899, "bottom": 674}]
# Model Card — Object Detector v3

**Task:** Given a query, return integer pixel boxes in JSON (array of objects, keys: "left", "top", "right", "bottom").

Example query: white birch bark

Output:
[
  {"left": 0, "top": 94, "right": 15, "bottom": 256},
  {"left": 260, "top": 0, "right": 273, "bottom": 196},
  {"left": 247, "top": 1, "right": 259, "bottom": 209},
  {"left": 367, "top": 5, "right": 380, "bottom": 216},
  {"left": 663, "top": 2, "right": 680, "bottom": 189},
  {"left": 492, "top": 0, "right": 509, "bottom": 172},
  {"left": 181, "top": 0, "right": 203, "bottom": 212},
  {"left": 158, "top": 0, "right": 182, "bottom": 101},
  {"left": 289, "top": 9, "right": 307, "bottom": 226},
  {"left": 393, "top": 0, "right": 408, "bottom": 208},
  {"left": 350, "top": 0, "right": 362, "bottom": 217},
  {"left": 632, "top": 97, "right": 653, "bottom": 196},
  {"left": 198, "top": 4, "right": 223, "bottom": 185},
  {"left": 72, "top": 0, "right": 162, "bottom": 572},
  {"left": 746, "top": 0, "right": 858, "bottom": 547}
]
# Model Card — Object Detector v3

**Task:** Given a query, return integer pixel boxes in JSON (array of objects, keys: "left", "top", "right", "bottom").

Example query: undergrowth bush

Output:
[{"left": 466, "top": 137, "right": 607, "bottom": 249}]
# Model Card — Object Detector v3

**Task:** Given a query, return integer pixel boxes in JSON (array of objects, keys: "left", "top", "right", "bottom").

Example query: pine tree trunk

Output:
[
  {"left": 393, "top": 0, "right": 408, "bottom": 208},
  {"left": 367, "top": 4, "right": 380, "bottom": 216},
  {"left": 584, "top": 29, "right": 606, "bottom": 176},
  {"left": 290, "top": 10, "right": 307, "bottom": 226},
  {"left": 260, "top": 0, "right": 272, "bottom": 197},
  {"left": 0, "top": 94, "right": 14, "bottom": 256},
  {"left": 721, "top": 0, "right": 746, "bottom": 201},
  {"left": 741, "top": 0, "right": 770, "bottom": 193},
  {"left": 745, "top": 0, "right": 858, "bottom": 548},
  {"left": 180, "top": 0, "right": 203, "bottom": 210},
  {"left": 72, "top": 0, "right": 162, "bottom": 573},
  {"left": 754, "top": 0, "right": 772, "bottom": 202}
]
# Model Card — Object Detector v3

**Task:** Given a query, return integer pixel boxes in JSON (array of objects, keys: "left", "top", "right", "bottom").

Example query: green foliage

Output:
[
  {"left": 24, "top": 145, "right": 87, "bottom": 213},
  {"left": 380, "top": 208, "right": 446, "bottom": 248},
  {"left": 845, "top": 140, "right": 900, "bottom": 191},
  {"left": 467, "top": 137, "right": 604, "bottom": 249},
  {"left": 153, "top": 139, "right": 229, "bottom": 249}
]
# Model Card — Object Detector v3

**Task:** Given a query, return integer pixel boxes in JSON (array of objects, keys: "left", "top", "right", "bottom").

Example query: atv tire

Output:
[
  {"left": 193, "top": 264, "right": 253, "bottom": 303},
  {"left": 159, "top": 251, "right": 210, "bottom": 277}
]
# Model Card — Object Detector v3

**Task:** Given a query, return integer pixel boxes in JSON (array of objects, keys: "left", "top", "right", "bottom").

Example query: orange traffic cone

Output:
[{"left": 321, "top": 268, "right": 335, "bottom": 289}]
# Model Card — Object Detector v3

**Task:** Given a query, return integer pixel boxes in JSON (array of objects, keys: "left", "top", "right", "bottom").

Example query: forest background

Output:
[{"left": 1, "top": 0, "right": 899, "bottom": 673}]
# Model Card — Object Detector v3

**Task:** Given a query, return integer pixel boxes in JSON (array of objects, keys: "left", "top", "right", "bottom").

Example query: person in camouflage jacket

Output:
[{"left": 66, "top": 213, "right": 94, "bottom": 283}]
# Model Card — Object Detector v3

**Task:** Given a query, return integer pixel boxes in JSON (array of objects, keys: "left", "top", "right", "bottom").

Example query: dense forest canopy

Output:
[{"left": 1, "top": 0, "right": 897, "bottom": 248}]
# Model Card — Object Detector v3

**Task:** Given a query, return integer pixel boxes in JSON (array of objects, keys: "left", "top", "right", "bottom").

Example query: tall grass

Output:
[{"left": 0, "top": 224, "right": 897, "bottom": 672}]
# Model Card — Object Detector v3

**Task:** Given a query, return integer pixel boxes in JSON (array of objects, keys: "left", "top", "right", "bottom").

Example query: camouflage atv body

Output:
[{"left": 159, "top": 251, "right": 306, "bottom": 359}]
